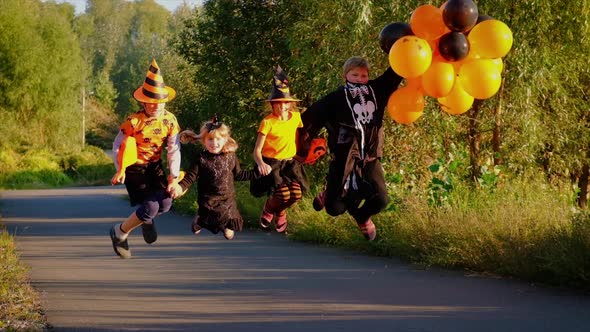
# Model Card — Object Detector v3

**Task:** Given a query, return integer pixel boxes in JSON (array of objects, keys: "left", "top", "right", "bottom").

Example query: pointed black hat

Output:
[{"left": 267, "top": 65, "right": 300, "bottom": 102}]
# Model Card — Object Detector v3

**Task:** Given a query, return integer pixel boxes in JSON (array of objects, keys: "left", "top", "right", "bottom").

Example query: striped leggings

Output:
[{"left": 263, "top": 182, "right": 302, "bottom": 216}]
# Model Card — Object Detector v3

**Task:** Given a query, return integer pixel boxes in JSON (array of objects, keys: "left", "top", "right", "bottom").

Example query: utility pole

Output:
[{"left": 82, "top": 87, "right": 86, "bottom": 150}]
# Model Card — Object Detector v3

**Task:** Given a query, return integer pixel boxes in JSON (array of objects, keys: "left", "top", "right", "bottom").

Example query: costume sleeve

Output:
[
  {"left": 297, "top": 94, "right": 331, "bottom": 157},
  {"left": 178, "top": 158, "right": 199, "bottom": 192},
  {"left": 112, "top": 131, "right": 125, "bottom": 171},
  {"left": 371, "top": 66, "right": 403, "bottom": 104},
  {"left": 258, "top": 118, "right": 271, "bottom": 136},
  {"left": 233, "top": 154, "right": 260, "bottom": 181},
  {"left": 167, "top": 134, "right": 181, "bottom": 178}
]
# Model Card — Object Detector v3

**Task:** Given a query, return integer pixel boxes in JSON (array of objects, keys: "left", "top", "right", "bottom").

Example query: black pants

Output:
[{"left": 324, "top": 159, "right": 389, "bottom": 224}]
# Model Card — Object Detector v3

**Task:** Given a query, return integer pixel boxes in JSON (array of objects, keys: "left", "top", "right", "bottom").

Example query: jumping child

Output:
[
  {"left": 170, "top": 115, "right": 259, "bottom": 240},
  {"left": 297, "top": 56, "right": 402, "bottom": 241},
  {"left": 251, "top": 66, "right": 308, "bottom": 233},
  {"left": 110, "top": 59, "right": 181, "bottom": 258}
]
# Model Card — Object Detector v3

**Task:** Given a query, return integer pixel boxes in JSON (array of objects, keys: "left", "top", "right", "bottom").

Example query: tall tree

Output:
[
  {"left": 0, "top": 0, "right": 87, "bottom": 151},
  {"left": 174, "top": 0, "right": 302, "bottom": 162}
]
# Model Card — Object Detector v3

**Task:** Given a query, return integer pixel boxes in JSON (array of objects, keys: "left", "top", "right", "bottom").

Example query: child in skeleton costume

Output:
[
  {"left": 251, "top": 66, "right": 308, "bottom": 233},
  {"left": 297, "top": 56, "right": 402, "bottom": 241},
  {"left": 110, "top": 59, "right": 182, "bottom": 259},
  {"left": 169, "top": 116, "right": 259, "bottom": 240}
]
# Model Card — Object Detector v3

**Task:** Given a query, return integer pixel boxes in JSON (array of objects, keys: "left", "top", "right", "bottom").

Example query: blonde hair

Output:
[
  {"left": 179, "top": 120, "right": 238, "bottom": 153},
  {"left": 342, "top": 56, "right": 370, "bottom": 80}
]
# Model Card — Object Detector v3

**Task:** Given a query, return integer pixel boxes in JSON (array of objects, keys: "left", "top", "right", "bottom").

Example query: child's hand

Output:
[
  {"left": 111, "top": 172, "right": 125, "bottom": 185},
  {"left": 168, "top": 183, "right": 183, "bottom": 198},
  {"left": 257, "top": 162, "right": 272, "bottom": 176}
]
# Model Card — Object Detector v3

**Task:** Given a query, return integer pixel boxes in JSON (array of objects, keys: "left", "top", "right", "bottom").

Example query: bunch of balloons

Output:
[{"left": 380, "top": 0, "right": 513, "bottom": 124}]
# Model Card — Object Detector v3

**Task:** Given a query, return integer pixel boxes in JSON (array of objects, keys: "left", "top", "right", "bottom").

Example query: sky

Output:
[{"left": 50, "top": 0, "right": 203, "bottom": 14}]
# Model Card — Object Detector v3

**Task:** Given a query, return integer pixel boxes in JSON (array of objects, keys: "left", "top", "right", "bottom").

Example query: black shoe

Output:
[
  {"left": 141, "top": 222, "right": 157, "bottom": 244},
  {"left": 110, "top": 226, "right": 131, "bottom": 259}
]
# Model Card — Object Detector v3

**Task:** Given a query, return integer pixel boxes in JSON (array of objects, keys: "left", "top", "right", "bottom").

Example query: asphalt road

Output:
[{"left": 1, "top": 186, "right": 589, "bottom": 332}]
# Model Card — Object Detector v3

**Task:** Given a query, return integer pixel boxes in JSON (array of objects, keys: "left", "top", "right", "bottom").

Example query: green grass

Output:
[{"left": 0, "top": 226, "right": 46, "bottom": 331}]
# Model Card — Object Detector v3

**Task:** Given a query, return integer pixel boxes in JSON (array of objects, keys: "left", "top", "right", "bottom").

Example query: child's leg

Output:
[
  {"left": 191, "top": 215, "right": 202, "bottom": 234},
  {"left": 351, "top": 161, "right": 389, "bottom": 223},
  {"left": 323, "top": 169, "right": 348, "bottom": 217},
  {"left": 135, "top": 189, "right": 172, "bottom": 244},
  {"left": 118, "top": 211, "right": 143, "bottom": 235},
  {"left": 260, "top": 184, "right": 290, "bottom": 228},
  {"left": 110, "top": 211, "right": 142, "bottom": 259},
  {"left": 223, "top": 228, "right": 235, "bottom": 240},
  {"left": 350, "top": 161, "right": 387, "bottom": 241},
  {"left": 274, "top": 182, "right": 302, "bottom": 233}
]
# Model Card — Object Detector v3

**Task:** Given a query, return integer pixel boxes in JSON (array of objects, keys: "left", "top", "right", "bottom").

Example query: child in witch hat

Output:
[
  {"left": 296, "top": 56, "right": 403, "bottom": 241},
  {"left": 169, "top": 115, "right": 259, "bottom": 240},
  {"left": 250, "top": 66, "right": 308, "bottom": 234},
  {"left": 109, "top": 58, "right": 182, "bottom": 259}
]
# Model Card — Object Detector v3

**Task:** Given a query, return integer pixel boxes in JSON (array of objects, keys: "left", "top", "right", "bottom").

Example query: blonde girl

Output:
[{"left": 171, "top": 115, "right": 258, "bottom": 240}]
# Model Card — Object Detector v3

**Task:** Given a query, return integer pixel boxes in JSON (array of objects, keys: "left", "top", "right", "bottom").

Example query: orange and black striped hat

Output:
[{"left": 133, "top": 59, "right": 176, "bottom": 104}]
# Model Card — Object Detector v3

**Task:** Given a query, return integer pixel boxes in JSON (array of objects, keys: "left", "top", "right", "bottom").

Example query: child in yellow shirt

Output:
[{"left": 251, "top": 66, "right": 308, "bottom": 233}]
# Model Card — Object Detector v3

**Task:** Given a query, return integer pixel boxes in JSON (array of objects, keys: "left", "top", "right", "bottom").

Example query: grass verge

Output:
[{"left": 0, "top": 225, "right": 47, "bottom": 331}]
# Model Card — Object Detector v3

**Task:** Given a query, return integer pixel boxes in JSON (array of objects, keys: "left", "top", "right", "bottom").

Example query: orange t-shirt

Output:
[
  {"left": 258, "top": 111, "right": 302, "bottom": 160},
  {"left": 120, "top": 110, "right": 180, "bottom": 164}
]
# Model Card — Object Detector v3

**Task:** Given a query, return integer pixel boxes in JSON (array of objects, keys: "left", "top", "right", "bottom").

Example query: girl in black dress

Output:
[{"left": 170, "top": 115, "right": 258, "bottom": 240}]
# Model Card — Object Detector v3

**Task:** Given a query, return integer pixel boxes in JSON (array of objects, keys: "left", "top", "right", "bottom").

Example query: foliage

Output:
[
  {"left": 173, "top": 0, "right": 303, "bottom": 164},
  {"left": 0, "top": 0, "right": 87, "bottom": 152},
  {"left": 0, "top": 147, "right": 114, "bottom": 189}
]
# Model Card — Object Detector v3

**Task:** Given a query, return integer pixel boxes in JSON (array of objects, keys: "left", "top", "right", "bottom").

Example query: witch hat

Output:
[
  {"left": 267, "top": 65, "right": 300, "bottom": 102},
  {"left": 133, "top": 59, "right": 176, "bottom": 103}
]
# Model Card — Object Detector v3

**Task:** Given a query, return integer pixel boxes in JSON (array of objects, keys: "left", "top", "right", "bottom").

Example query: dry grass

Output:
[{"left": 0, "top": 227, "right": 47, "bottom": 331}]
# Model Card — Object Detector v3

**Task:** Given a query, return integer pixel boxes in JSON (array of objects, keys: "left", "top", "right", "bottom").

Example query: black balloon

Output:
[
  {"left": 466, "top": 14, "right": 494, "bottom": 35},
  {"left": 476, "top": 14, "right": 493, "bottom": 25},
  {"left": 438, "top": 31, "right": 470, "bottom": 62},
  {"left": 378, "top": 22, "right": 414, "bottom": 54},
  {"left": 442, "top": 0, "right": 479, "bottom": 32}
]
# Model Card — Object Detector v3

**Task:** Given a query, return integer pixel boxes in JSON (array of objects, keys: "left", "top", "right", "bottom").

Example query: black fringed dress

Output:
[{"left": 178, "top": 150, "right": 258, "bottom": 234}]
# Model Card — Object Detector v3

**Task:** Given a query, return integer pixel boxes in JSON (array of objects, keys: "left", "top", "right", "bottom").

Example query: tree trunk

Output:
[
  {"left": 468, "top": 100, "right": 483, "bottom": 181},
  {"left": 577, "top": 163, "right": 589, "bottom": 209},
  {"left": 493, "top": 78, "right": 505, "bottom": 166}
]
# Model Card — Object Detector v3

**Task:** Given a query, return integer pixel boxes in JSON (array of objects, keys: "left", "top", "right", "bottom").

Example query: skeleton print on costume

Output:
[
  {"left": 345, "top": 82, "right": 378, "bottom": 125},
  {"left": 344, "top": 82, "right": 379, "bottom": 159}
]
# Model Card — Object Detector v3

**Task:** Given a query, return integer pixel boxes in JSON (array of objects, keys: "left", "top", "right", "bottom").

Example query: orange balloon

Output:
[
  {"left": 390, "top": 108, "right": 423, "bottom": 125},
  {"left": 117, "top": 136, "right": 137, "bottom": 171},
  {"left": 438, "top": 81, "right": 474, "bottom": 115},
  {"left": 410, "top": 5, "right": 447, "bottom": 40},
  {"left": 427, "top": 38, "right": 439, "bottom": 53},
  {"left": 468, "top": 20, "right": 513, "bottom": 58},
  {"left": 387, "top": 86, "right": 425, "bottom": 124},
  {"left": 458, "top": 59, "right": 502, "bottom": 99},
  {"left": 405, "top": 76, "right": 426, "bottom": 95},
  {"left": 389, "top": 36, "right": 433, "bottom": 78},
  {"left": 421, "top": 60, "right": 455, "bottom": 98},
  {"left": 490, "top": 58, "right": 503, "bottom": 73},
  {"left": 451, "top": 50, "right": 479, "bottom": 73}
]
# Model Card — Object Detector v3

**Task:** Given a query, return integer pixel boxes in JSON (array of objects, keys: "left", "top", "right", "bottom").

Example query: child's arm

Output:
[
  {"left": 297, "top": 94, "right": 332, "bottom": 158},
  {"left": 233, "top": 155, "right": 260, "bottom": 181},
  {"left": 253, "top": 133, "right": 272, "bottom": 176},
  {"left": 173, "top": 160, "right": 199, "bottom": 198},
  {"left": 112, "top": 131, "right": 125, "bottom": 171},
  {"left": 166, "top": 134, "right": 181, "bottom": 193},
  {"left": 371, "top": 66, "right": 403, "bottom": 101}
]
